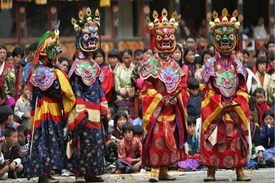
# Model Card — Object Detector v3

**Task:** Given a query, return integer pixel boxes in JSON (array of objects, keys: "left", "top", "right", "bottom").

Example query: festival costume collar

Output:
[
  {"left": 202, "top": 54, "right": 247, "bottom": 98},
  {"left": 68, "top": 58, "right": 100, "bottom": 86},
  {"left": 140, "top": 55, "right": 183, "bottom": 93}
]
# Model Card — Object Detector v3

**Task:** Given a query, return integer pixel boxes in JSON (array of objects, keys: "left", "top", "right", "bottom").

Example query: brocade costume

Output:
[
  {"left": 139, "top": 9, "right": 188, "bottom": 182},
  {"left": 140, "top": 56, "right": 188, "bottom": 167},
  {"left": 199, "top": 8, "right": 251, "bottom": 181},
  {"left": 66, "top": 8, "right": 108, "bottom": 182},
  {"left": 200, "top": 54, "right": 250, "bottom": 168},
  {"left": 27, "top": 24, "right": 76, "bottom": 182}
]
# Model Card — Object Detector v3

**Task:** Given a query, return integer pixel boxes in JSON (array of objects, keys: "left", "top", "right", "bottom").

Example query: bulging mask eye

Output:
[
  {"left": 229, "top": 34, "right": 235, "bottom": 40},
  {"left": 156, "top": 35, "right": 162, "bottom": 41},
  {"left": 215, "top": 35, "right": 221, "bottom": 41},
  {"left": 83, "top": 34, "right": 89, "bottom": 40}
]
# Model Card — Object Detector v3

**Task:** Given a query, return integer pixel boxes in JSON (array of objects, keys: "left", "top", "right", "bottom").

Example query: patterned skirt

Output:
[
  {"left": 66, "top": 127, "right": 105, "bottom": 175},
  {"left": 199, "top": 119, "right": 249, "bottom": 168},
  {"left": 27, "top": 118, "right": 65, "bottom": 179},
  {"left": 142, "top": 121, "right": 185, "bottom": 167}
]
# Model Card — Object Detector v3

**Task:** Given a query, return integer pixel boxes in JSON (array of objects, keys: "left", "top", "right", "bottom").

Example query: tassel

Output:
[{"left": 100, "top": 0, "right": 110, "bottom": 7}]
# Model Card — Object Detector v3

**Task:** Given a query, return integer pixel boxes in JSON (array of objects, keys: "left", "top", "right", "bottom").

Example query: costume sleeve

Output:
[
  {"left": 3, "top": 68, "right": 16, "bottom": 99},
  {"left": 56, "top": 69, "right": 76, "bottom": 120},
  {"left": 140, "top": 80, "right": 164, "bottom": 131}
]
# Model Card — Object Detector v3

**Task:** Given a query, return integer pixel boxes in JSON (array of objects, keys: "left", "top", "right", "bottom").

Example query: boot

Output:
[
  {"left": 236, "top": 167, "right": 251, "bottom": 181},
  {"left": 149, "top": 167, "right": 159, "bottom": 182},
  {"left": 159, "top": 167, "right": 176, "bottom": 181},
  {"left": 38, "top": 175, "right": 59, "bottom": 183},
  {"left": 75, "top": 175, "right": 85, "bottom": 183},
  {"left": 84, "top": 175, "right": 104, "bottom": 182},
  {"left": 203, "top": 166, "right": 215, "bottom": 182}
]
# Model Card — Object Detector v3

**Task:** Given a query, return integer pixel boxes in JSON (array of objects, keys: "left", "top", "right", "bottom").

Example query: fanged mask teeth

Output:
[
  {"left": 161, "top": 43, "right": 171, "bottom": 47},
  {"left": 221, "top": 43, "right": 229, "bottom": 47},
  {"left": 88, "top": 41, "right": 95, "bottom": 46}
]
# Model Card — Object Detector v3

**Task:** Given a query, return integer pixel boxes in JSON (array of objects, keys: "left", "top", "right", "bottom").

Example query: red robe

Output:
[
  {"left": 200, "top": 55, "right": 250, "bottom": 168},
  {"left": 139, "top": 56, "right": 189, "bottom": 167}
]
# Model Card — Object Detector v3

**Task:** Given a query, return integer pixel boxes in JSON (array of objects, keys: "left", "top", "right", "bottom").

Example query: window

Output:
[
  {"left": 0, "top": 9, "right": 16, "bottom": 38},
  {"left": 26, "top": 4, "right": 48, "bottom": 37}
]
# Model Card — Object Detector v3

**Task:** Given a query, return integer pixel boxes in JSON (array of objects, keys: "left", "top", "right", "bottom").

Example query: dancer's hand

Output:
[{"left": 169, "top": 97, "right": 177, "bottom": 105}]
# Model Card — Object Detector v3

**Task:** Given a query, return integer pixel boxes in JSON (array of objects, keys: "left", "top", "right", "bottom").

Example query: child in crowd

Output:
[
  {"left": 116, "top": 122, "right": 142, "bottom": 173},
  {"left": 253, "top": 88, "right": 270, "bottom": 124},
  {"left": 178, "top": 117, "right": 200, "bottom": 171},
  {"left": 17, "top": 125, "right": 29, "bottom": 178},
  {"left": 0, "top": 127, "right": 23, "bottom": 179},
  {"left": 258, "top": 110, "right": 275, "bottom": 168},
  {"left": 187, "top": 78, "right": 202, "bottom": 120},
  {"left": 133, "top": 125, "right": 143, "bottom": 142},
  {"left": 112, "top": 111, "right": 128, "bottom": 144},
  {"left": 14, "top": 84, "right": 31, "bottom": 128},
  {"left": 245, "top": 102, "right": 263, "bottom": 169},
  {"left": 119, "top": 106, "right": 133, "bottom": 123},
  {"left": 0, "top": 145, "right": 8, "bottom": 180},
  {"left": 0, "top": 105, "right": 20, "bottom": 143},
  {"left": 107, "top": 106, "right": 116, "bottom": 127},
  {"left": 263, "top": 110, "right": 275, "bottom": 167},
  {"left": 105, "top": 126, "right": 118, "bottom": 173}
]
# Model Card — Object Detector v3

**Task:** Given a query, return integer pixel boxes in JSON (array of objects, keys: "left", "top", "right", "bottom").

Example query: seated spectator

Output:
[
  {"left": 119, "top": 106, "right": 133, "bottom": 122},
  {"left": 267, "top": 53, "right": 275, "bottom": 75},
  {"left": 245, "top": 102, "right": 262, "bottom": 169},
  {"left": 105, "top": 126, "right": 118, "bottom": 173},
  {"left": 14, "top": 84, "right": 31, "bottom": 128},
  {"left": 253, "top": 88, "right": 270, "bottom": 124},
  {"left": 256, "top": 110, "right": 274, "bottom": 168},
  {"left": 116, "top": 122, "right": 142, "bottom": 173},
  {"left": 133, "top": 125, "right": 143, "bottom": 142},
  {"left": 253, "top": 17, "right": 269, "bottom": 40},
  {"left": 0, "top": 105, "right": 20, "bottom": 143},
  {"left": 187, "top": 78, "right": 202, "bottom": 120},
  {"left": 112, "top": 111, "right": 128, "bottom": 144},
  {"left": 178, "top": 117, "right": 200, "bottom": 171},
  {"left": 17, "top": 125, "right": 29, "bottom": 178},
  {"left": 107, "top": 105, "right": 116, "bottom": 128},
  {"left": 263, "top": 110, "right": 275, "bottom": 167},
  {"left": 0, "top": 127, "right": 23, "bottom": 179}
]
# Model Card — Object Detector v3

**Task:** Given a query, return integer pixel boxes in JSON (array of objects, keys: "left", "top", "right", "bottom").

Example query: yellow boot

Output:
[
  {"left": 236, "top": 167, "right": 251, "bottom": 181},
  {"left": 203, "top": 166, "right": 216, "bottom": 182},
  {"left": 159, "top": 167, "right": 176, "bottom": 180},
  {"left": 149, "top": 167, "right": 159, "bottom": 182}
]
